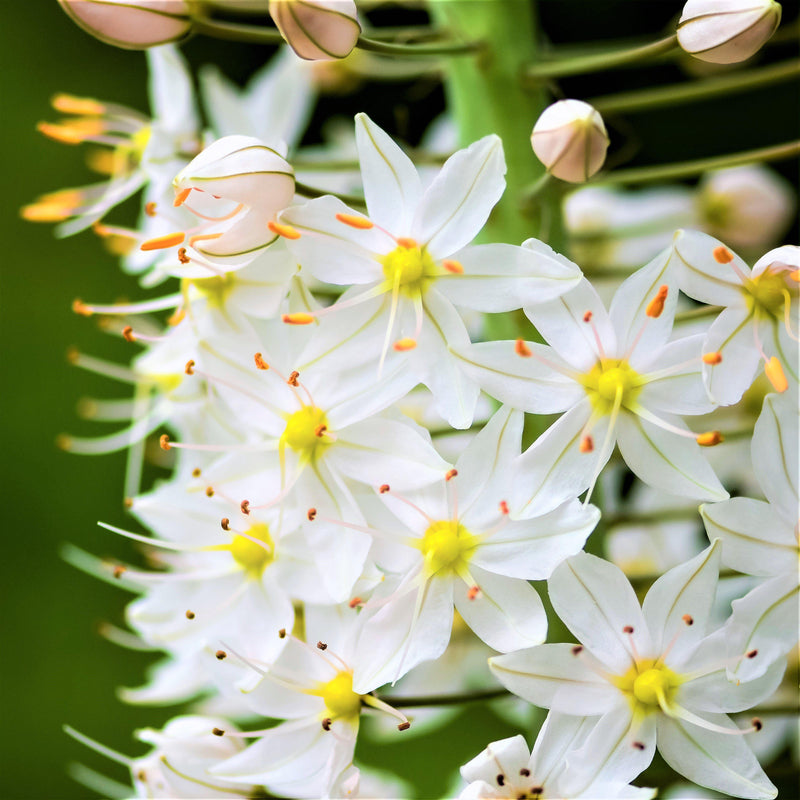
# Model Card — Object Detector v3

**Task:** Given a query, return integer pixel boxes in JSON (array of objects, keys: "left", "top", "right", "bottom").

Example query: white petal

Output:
[
  {"left": 473, "top": 500, "right": 598, "bottom": 580},
  {"left": 454, "top": 567, "right": 547, "bottom": 653},
  {"left": 672, "top": 229, "right": 749, "bottom": 306},
  {"left": 436, "top": 242, "right": 580, "bottom": 312},
  {"left": 615, "top": 412, "right": 728, "bottom": 502},
  {"left": 549, "top": 552, "right": 651, "bottom": 674},
  {"left": 147, "top": 45, "right": 198, "bottom": 138},
  {"left": 414, "top": 135, "right": 506, "bottom": 258},
  {"left": 656, "top": 713, "right": 777, "bottom": 799},
  {"left": 642, "top": 540, "right": 721, "bottom": 663},
  {"left": 355, "top": 112, "right": 422, "bottom": 233},
  {"left": 701, "top": 498, "right": 796, "bottom": 576},
  {"left": 512, "top": 400, "right": 606, "bottom": 518},
  {"left": 752, "top": 391, "right": 799, "bottom": 522},
  {"left": 530, "top": 712, "right": 596, "bottom": 787},
  {"left": 702, "top": 307, "right": 761, "bottom": 406},
  {"left": 524, "top": 277, "right": 616, "bottom": 370},
  {"left": 460, "top": 734, "right": 531, "bottom": 786},
  {"left": 454, "top": 340, "right": 584, "bottom": 414},
  {"left": 489, "top": 644, "right": 620, "bottom": 715}
]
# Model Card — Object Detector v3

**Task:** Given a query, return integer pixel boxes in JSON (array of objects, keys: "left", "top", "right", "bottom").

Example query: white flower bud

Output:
[
  {"left": 530, "top": 99, "right": 609, "bottom": 183},
  {"left": 269, "top": 0, "right": 361, "bottom": 61},
  {"left": 58, "top": 0, "right": 193, "bottom": 50},
  {"left": 677, "top": 0, "right": 782, "bottom": 64},
  {"left": 697, "top": 165, "right": 795, "bottom": 249}
]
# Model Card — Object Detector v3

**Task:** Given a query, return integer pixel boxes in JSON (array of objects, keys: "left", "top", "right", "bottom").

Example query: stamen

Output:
[
  {"left": 764, "top": 356, "right": 788, "bottom": 392},
  {"left": 254, "top": 353, "right": 269, "bottom": 370},
  {"left": 307, "top": 508, "right": 317, "bottom": 521},
  {"left": 645, "top": 285, "right": 668, "bottom": 319},
  {"left": 623, "top": 625, "right": 642, "bottom": 663},
  {"left": 188, "top": 232, "right": 223, "bottom": 248},
  {"left": 177, "top": 247, "right": 190, "bottom": 264},
  {"left": 122, "top": 326, "right": 135, "bottom": 343},
  {"left": 268, "top": 221, "right": 301, "bottom": 240},
  {"left": 63, "top": 726, "right": 132, "bottom": 768},
  {"left": 335, "top": 212, "right": 373, "bottom": 230},
  {"left": 702, "top": 352, "right": 723, "bottom": 365},
  {"left": 216, "top": 650, "right": 227, "bottom": 660},
  {"left": 712, "top": 246, "right": 734, "bottom": 264},
  {"left": 781, "top": 290, "right": 799, "bottom": 341},
  {"left": 159, "top": 434, "right": 171, "bottom": 450},
  {"left": 144, "top": 202, "right": 157, "bottom": 217},
  {"left": 442, "top": 259, "right": 463, "bottom": 274},
  {"left": 393, "top": 337, "right": 417, "bottom": 351},
  {"left": 580, "top": 435, "right": 594, "bottom": 453},
  {"left": 467, "top": 585, "right": 480, "bottom": 600},
  {"left": 185, "top": 610, "right": 195, "bottom": 619},
  {"left": 52, "top": 94, "right": 106, "bottom": 115},
  {"left": 515, "top": 338, "right": 532, "bottom": 357},
  {"left": 584, "top": 312, "right": 607, "bottom": 359},
  {"left": 396, "top": 237, "right": 417, "bottom": 249},
  {"left": 173, "top": 187, "right": 192, "bottom": 207},
  {"left": 282, "top": 313, "right": 315, "bottom": 325},
  {"left": 349, "top": 597, "right": 363, "bottom": 608},
  {"left": 140, "top": 232, "right": 185, "bottom": 251},
  {"left": 379, "top": 485, "right": 434, "bottom": 524},
  {"left": 499, "top": 500, "right": 509, "bottom": 515},
  {"left": 696, "top": 431, "right": 723, "bottom": 447}
]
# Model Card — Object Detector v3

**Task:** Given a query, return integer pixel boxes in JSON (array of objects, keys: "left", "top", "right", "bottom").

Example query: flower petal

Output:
[{"left": 702, "top": 307, "right": 761, "bottom": 406}]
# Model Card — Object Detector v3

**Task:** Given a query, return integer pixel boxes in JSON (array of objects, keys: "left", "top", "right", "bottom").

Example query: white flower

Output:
[
  {"left": 347, "top": 406, "right": 599, "bottom": 690},
  {"left": 455, "top": 245, "right": 728, "bottom": 516},
  {"left": 531, "top": 100, "right": 610, "bottom": 183},
  {"left": 677, "top": 0, "right": 782, "bottom": 64},
  {"left": 491, "top": 545, "right": 784, "bottom": 799},
  {"left": 278, "top": 113, "right": 581, "bottom": 427},
  {"left": 458, "top": 717, "right": 655, "bottom": 799},
  {"left": 672, "top": 230, "right": 799, "bottom": 405},
  {"left": 701, "top": 389, "right": 800, "bottom": 681}
]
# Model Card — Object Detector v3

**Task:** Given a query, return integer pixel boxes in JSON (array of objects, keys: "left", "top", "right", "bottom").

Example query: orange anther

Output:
[
  {"left": 168, "top": 308, "right": 186, "bottom": 326},
  {"left": 145, "top": 201, "right": 157, "bottom": 217},
  {"left": 499, "top": 500, "right": 509, "bottom": 515},
  {"left": 646, "top": 285, "right": 669, "bottom": 318},
  {"left": 335, "top": 212, "right": 373, "bottom": 230},
  {"left": 398, "top": 721, "right": 411, "bottom": 731},
  {"left": 515, "top": 338, "right": 532, "bottom": 357},
  {"left": 268, "top": 221, "right": 301, "bottom": 240},
  {"left": 287, "top": 371, "right": 300, "bottom": 387},
  {"left": 307, "top": 508, "right": 317, "bottom": 521},
  {"left": 395, "top": 237, "right": 418, "bottom": 249},
  {"left": 379, "top": 484, "right": 390, "bottom": 494},
  {"left": 579, "top": 435, "right": 594, "bottom": 453},
  {"left": 177, "top": 247, "right": 190, "bottom": 264},
  {"left": 159, "top": 434, "right": 171, "bottom": 450},
  {"left": 240, "top": 500, "right": 251, "bottom": 515},
  {"left": 348, "top": 596, "right": 363, "bottom": 608},
  {"left": 445, "top": 469, "right": 458, "bottom": 481},
  {"left": 140, "top": 232, "right": 185, "bottom": 251},
  {"left": 173, "top": 187, "right": 192, "bottom": 207},
  {"left": 393, "top": 338, "right": 417, "bottom": 351},
  {"left": 205, "top": 486, "right": 215, "bottom": 497},
  {"left": 764, "top": 357, "right": 788, "bottom": 392},
  {"left": 185, "top": 609, "right": 196, "bottom": 620},
  {"left": 583, "top": 310, "right": 593, "bottom": 323},
  {"left": 113, "top": 565, "right": 126, "bottom": 579},
  {"left": 254, "top": 353, "right": 269, "bottom": 371},
  {"left": 122, "top": 326, "right": 136, "bottom": 343},
  {"left": 51, "top": 93, "right": 105, "bottom": 116},
  {"left": 188, "top": 232, "right": 223, "bottom": 247},
  {"left": 221, "top": 518, "right": 230, "bottom": 531},
  {"left": 696, "top": 431, "right": 723, "bottom": 447},
  {"left": 443, "top": 259, "right": 463, "bottom": 274},
  {"left": 467, "top": 585, "right": 480, "bottom": 601},
  {"left": 682, "top": 614, "right": 694, "bottom": 626},
  {"left": 185, "top": 360, "right": 195, "bottom": 375},
  {"left": 282, "top": 313, "right": 315, "bottom": 325},
  {"left": 712, "top": 246, "right": 734, "bottom": 264},
  {"left": 789, "top": 269, "right": 800, "bottom": 283},
  {"left": 702, "top": 352, "right": 723, "bottom": 365},
  {"left": 72, "top": 299, "right": 92, "bottom": 317}
]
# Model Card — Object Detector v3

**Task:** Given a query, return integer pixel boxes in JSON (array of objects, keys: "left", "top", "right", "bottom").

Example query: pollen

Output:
[
  {"left": 418, "top": 520, "right": 479, "bottom": 577},
  {"left": 229, "top": 523, "right": 274, "bottom": 577},
  {"left": 335, "top": 212, "right": 373, "bottom": 229},
  {"left": 140, "top": 232, "right": 186, "bottom": 251},
  {"left": 268, "top": 221, "right": 301, "bottom": 240},
  {"left": 582, "top": 358, "right": 641, "bottom": 415},
  {"left": 282, "top": 406, "right": 331, "bottom": 458}
]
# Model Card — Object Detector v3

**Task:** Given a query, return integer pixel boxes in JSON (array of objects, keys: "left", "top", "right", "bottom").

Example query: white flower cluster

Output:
[{"left": 30, "top": 32, "right": 797, "bottom": 800}]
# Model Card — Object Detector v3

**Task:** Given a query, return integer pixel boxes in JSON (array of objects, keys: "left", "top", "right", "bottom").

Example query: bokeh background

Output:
[{"left": 2, "top": 2, "right": 797, "bottom": 798}]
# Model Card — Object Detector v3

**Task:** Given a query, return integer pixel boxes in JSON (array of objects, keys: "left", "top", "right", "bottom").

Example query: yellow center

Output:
[
  {"left": 380, "top": 242, "right": 438, "bottom": 296},
  {"left": 615, "top": 659, "right": 682, "bottom": 712},
  {"left": 582, "top": 358, "right": 641, "bottom": 415},
  {"left": 318, "top": 671, "right": 363, "bottom": 720},
  {"left": 230, "top": 523, "right": 274, "bottom": 577},
  {"left": 745, "top": 268, "right": 795, "bottom": 319},
  {"left": 185, "top": 274, "right": 236, "bottom": 308},
  {"left": 281, "top": 406, "right": 330, "bottom": 458},
  {"left": 419, "top": 520, "right": 479, "bottom": 576}
]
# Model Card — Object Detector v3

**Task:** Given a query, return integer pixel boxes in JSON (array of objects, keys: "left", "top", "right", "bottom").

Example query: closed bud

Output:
[
  {"left": 677, "top": 0, "right": 782, "bottom": 64},
  {"left": 531, "top": 100, "right": 609, "bottom": 183},
  {"left": 58, "top": 0, "right": 193, "bottom": 50},
  {"left": 269, "top": 0, "right": 361, "bottom": 61}
]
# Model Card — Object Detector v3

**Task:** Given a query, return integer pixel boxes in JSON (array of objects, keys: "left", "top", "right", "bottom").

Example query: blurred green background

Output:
[{"left": 2, "top": 2, "right": 797, "bottom": 798}]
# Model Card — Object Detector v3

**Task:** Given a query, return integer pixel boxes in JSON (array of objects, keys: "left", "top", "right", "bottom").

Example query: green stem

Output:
[
  {"left": 192, "top": 17, "right": 285, "bottom": 45},
  {"left": 592, "top": 141, "right": 800, "bottom": 186},
  {"left": 356, "top": 34, "right": 484, "bottom": 57},
  {"left": 374, "top": 687, "right": 509, "bottom": 708},
  {"left": 675, "top": 305, "right": 723, "bottom": 323},
  {"left": 294, "top": 181, "right": 365, "bottom": 208},
  {"left": 524, "top": 34, "right": 678, "bottom": 81},
  {"left": 592, "top": 59, "right": 800, "bottom": 115}
]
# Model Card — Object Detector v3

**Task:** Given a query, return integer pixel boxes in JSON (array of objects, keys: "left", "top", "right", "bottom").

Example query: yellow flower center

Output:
[
  {"left": 281, "top": 406, "right": 330, "bottom": 459},
  {"left": 419, "top": 520, "right": 479, "bottom": 577},
  {"left": 615, "top": 659, "right": 682, "bottom": 712},
  {"left": 185, "top": 274, "right": 236, "bottom": 308},
  {"left": 582, "top": 358, "right": 641, "bottom": 414},
  {"left": 380, "top": 241, "right": 438, "bottom": 296},
  {"left": 745, "top": 268, "right": 795, "bottom": 320},
  {"left": 230, "top": 523, "right": 274, "bottom": 577},
  {"left": 318, "top": 671, "right": 363, "bottom": 721}
]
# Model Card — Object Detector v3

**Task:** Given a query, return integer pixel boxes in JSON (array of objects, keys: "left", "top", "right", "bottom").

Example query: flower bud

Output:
[
  {"left": 174, "top": 135, "right": 295, "bottom": 264},
  {"left": 677, "top": 0, "right": 782, "bottom": 64},
  {"left": 697, "top": 165, "right": 795, "bottom": 250},
  {"left": 531, "top": 100, "right": 609, "bottom": 184},
  {"left": 58, "top": 0, "right": 193, "bottom": 50},
  {"left": 269, "top": 0, "right": 361, "bottom": 61}
]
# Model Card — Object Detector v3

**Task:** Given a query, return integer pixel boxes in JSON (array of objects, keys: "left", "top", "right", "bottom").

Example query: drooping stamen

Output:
[
  {"left": 98, "top": 522, "right": 211, "bottom": 553},
  {"left": 379, "top": 485, "right": 435, "bottom": 524},
  {"left": 63, "top": 726, "right": 132, "bottom": 768},
  {"left": 70, "top": 293, "right": 183, "bottom": 317}
]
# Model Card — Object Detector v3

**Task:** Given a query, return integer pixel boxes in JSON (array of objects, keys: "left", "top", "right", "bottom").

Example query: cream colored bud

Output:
[
  {"left": 531, "top": 100, "right": 609, "bottom": 184},
  {"left": 698, "top": 165, "right": 795, "bottom": 249},
  {"left": 677, "top": 0, "right": 782, "bottom": 64},
  {"left": 269, "top": 0, "right": 361, "bottom": 61},
  {"left": 58, "top": 0, "right": 193, "bottom": 49}
]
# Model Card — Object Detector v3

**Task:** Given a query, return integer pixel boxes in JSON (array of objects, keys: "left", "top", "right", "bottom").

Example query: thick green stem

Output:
[
  {"left": 192, "top": 17, "right": 285, "bottom": 45},
  {"left": 356, "top": 34, "right": 483, "bottom": 56},
  {"left": 592, "top": 59, "right": 800, "bottom": 115},
  {"left": 428, "top": 0, "right": 560, "bottom": 251}
]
